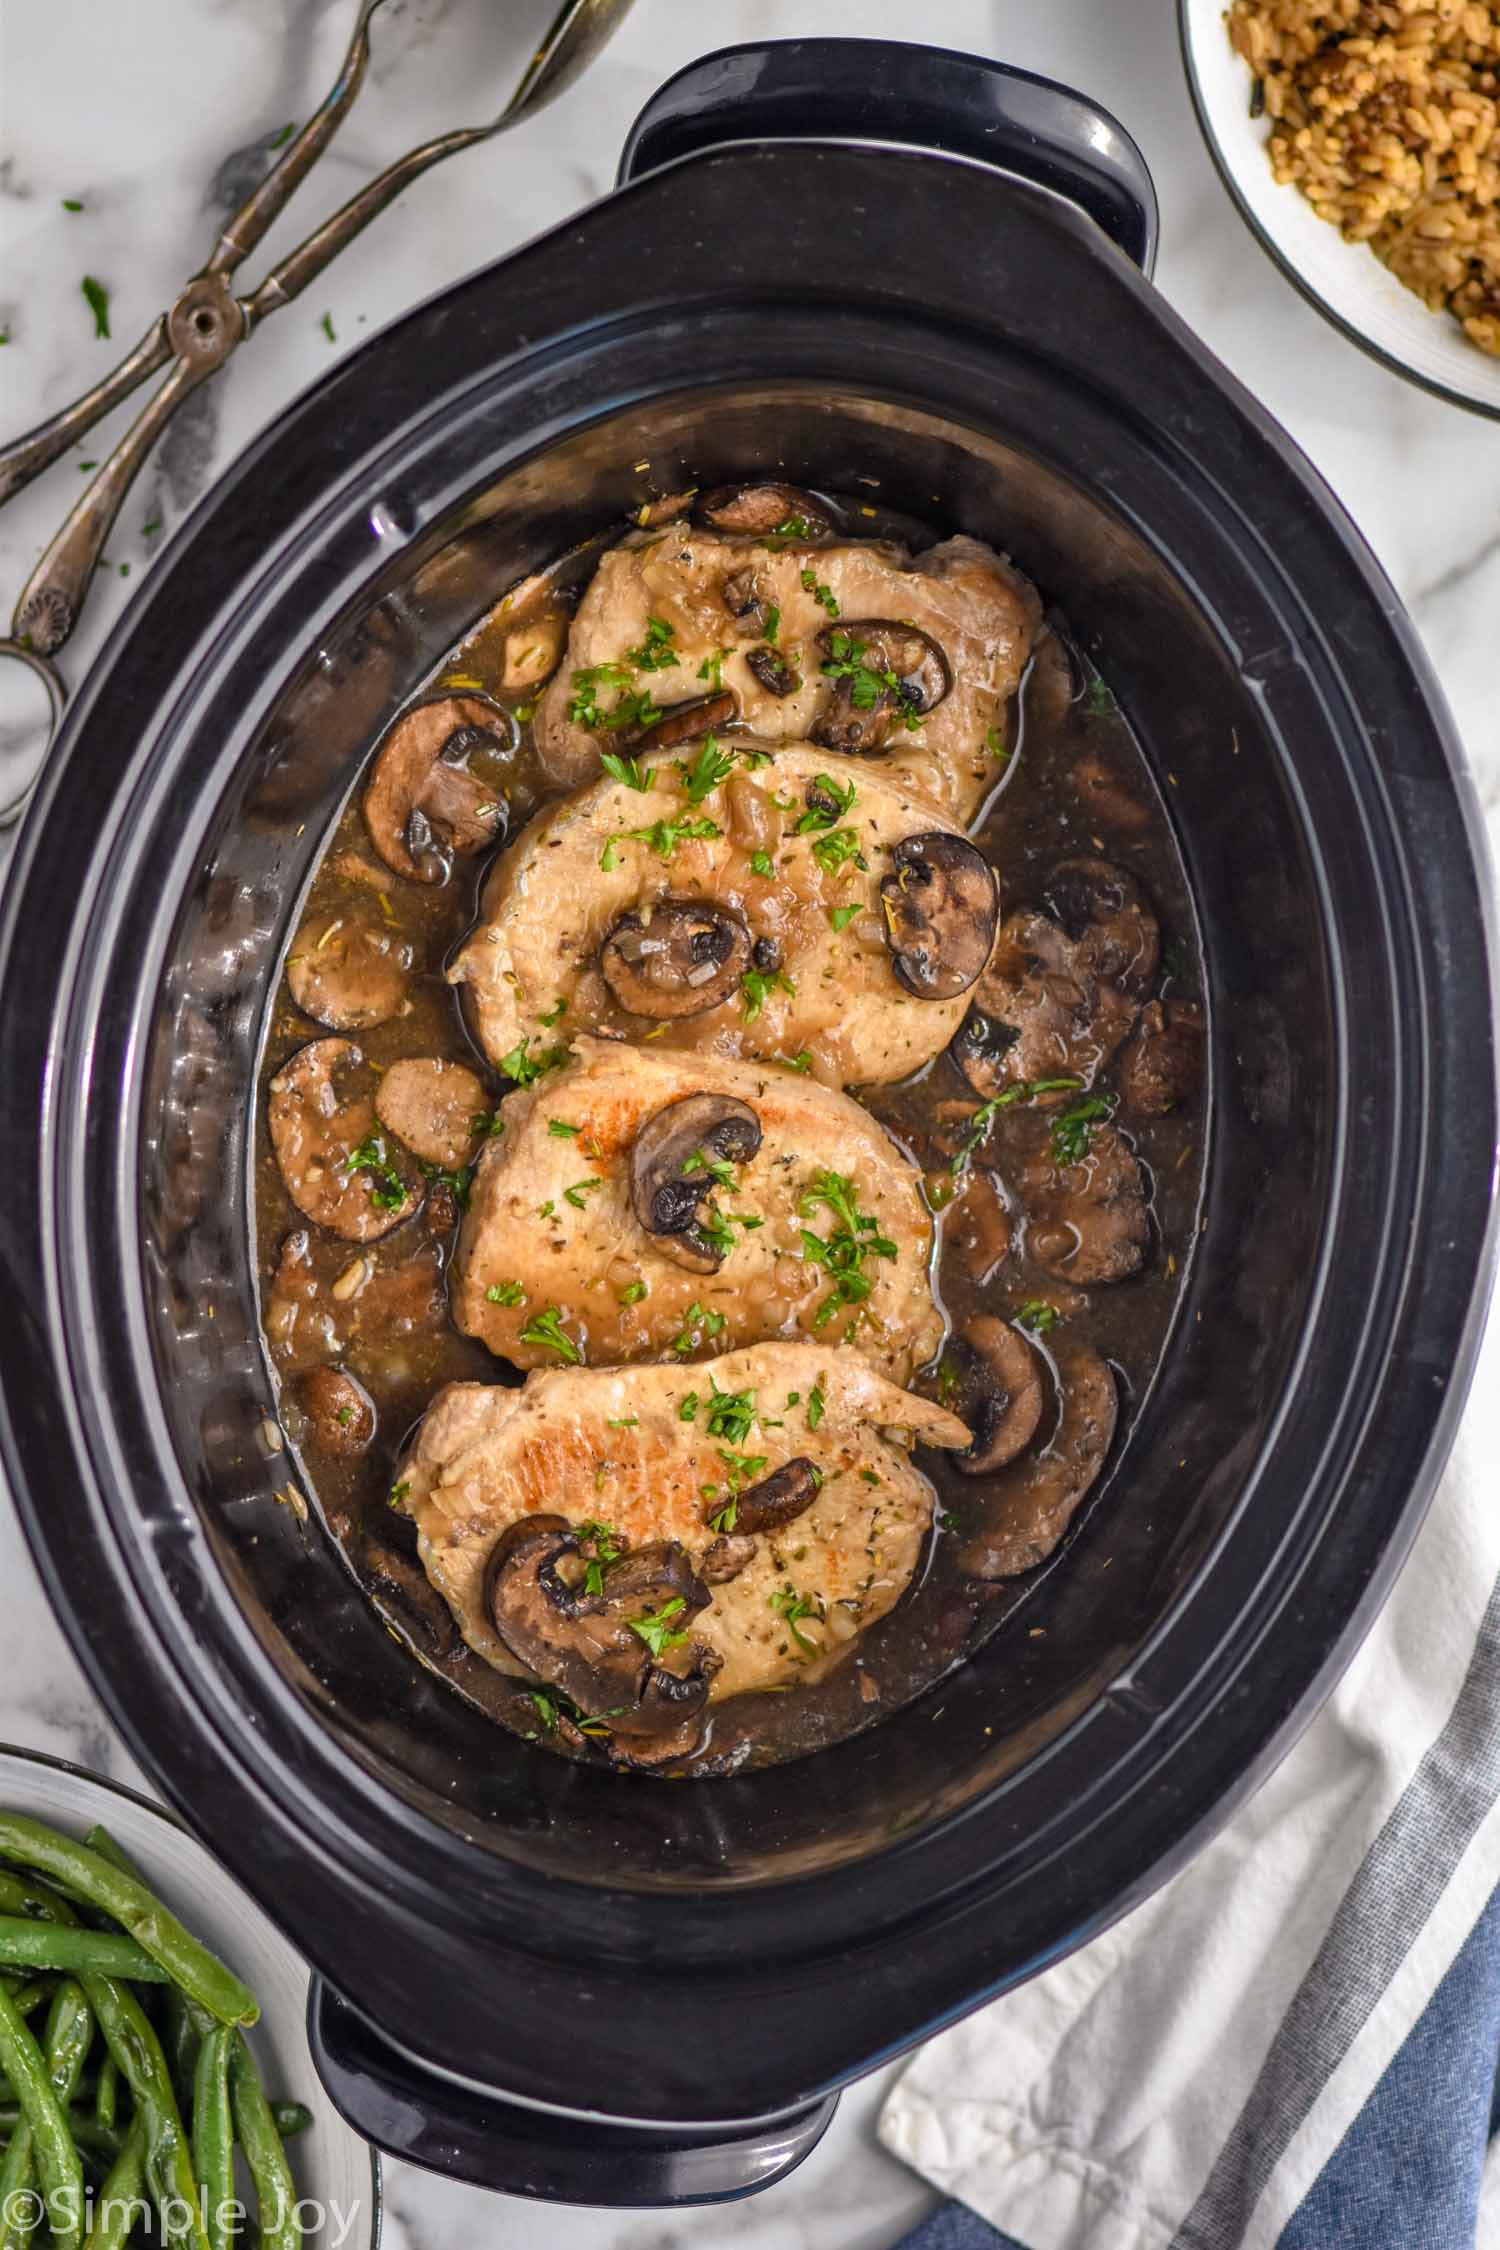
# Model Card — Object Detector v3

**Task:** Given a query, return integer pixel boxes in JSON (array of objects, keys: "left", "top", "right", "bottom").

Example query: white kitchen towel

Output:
[{"left": 881, "top": 787, "right": 1500, "bottom": 2249}]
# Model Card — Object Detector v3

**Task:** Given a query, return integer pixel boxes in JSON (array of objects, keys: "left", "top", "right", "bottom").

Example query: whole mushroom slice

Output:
[
  {"left": 624, "top": 690, "right": 737, "bottom": 751},
  {"left": 718, "top": 1457, "right": 820, "bottom": 1536},
  {"left": 721, "top": 565, "right": 772, "bottom": 629},
  {"left": 940, "top": 1316, "right": 1045, "bottom": 1476},
  {"left": 363, "top": 694, "right": 510, "bottom": 885},
  {"left": 285, "top": 911, "right": 412, "bottom": 1031},
  {"left": 629, "top": 1091, "right": 763, "bottom": 1273},
  {"left": 880, "top": 833, "right": 999, "bottom": 1001},
  {"left": 962, "top": 1345, "right": 1118, "bottom": 1579},
  {"left": 1019, "top": 1119, "right": 1150, "bottom": 1286},
  {"left": 813, "top": 620, "right": 953, "bottom": 754},
  {"left": 297, "top": 1364, "right": 376, "bottom": 1458},
  {"left": 268, "top": 1038, "right": 419, "bottom": 1241},
  {"left": 601, "top": 899, "right": 752, "bottom": 1020},
  {"left": 374, "top": 1056, "right": 490, "bottom": 1171},
  {"left": 695, "top": 482, "right": 834, "bottom": 538},
  {"left": 484, "top": 1515, "right": 717, "bottom": 1751},
  {"left": 1119, "top": 998, "right": 1205, "bottom": 1117},
  {"left": 1044, "top": 857, "right": 1160, "bottom": 997},
  {"left": 746, "top": 646, "right": 801, "bottom": 698}
]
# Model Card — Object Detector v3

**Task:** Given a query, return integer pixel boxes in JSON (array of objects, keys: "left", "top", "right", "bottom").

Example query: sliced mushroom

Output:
[
  {"left": 363, "top": 695, "right": 509, "bottom": 885},
  {"left": 501, "top": 612, "right": 566, "bottom": 692},
  {"left": 939, "top": 1317, "right": 1044, "bottom": 1476},
  {"left": 629, "top": 1091, "right": 763, "bottom": 1271},
  {"left": 696, "top": 482, "right": 833, "bottom": 538},
  {"left": 1118, "top": 998, "right": 1205, "bottom": 1116},
  {"left": 722, "top": 565, "right": 771, "bottom": 629},
  {"left": 1018, "top": 1119, "right": 1149, "bottom": 1286},
  {"left": 297, "top": 1365, "right": 375, "bottom": 1458},
  {"left": 700, "top": 1533, "right": 758, "bottom": 1584},
  {"left": 484, "top": 1516, "right": 716, "bottom": 1753},
  {"left": 624, "top": 690, "right": 736, "bottom": 751},
  {"left": 1044, "top": 857, "right": 1159, "bottom": 997},
  {"left": 880, "top": 833, "right": 998, "bottom": 1001},
  {"left": 601, "top": 899, "right": 751, "bottom": 1019},
  {"left": 746, "top": 646, "right": 802, "bottom": 698},
  {"left": 962, "top": 1345, "right": 1118, "bottom": 1578},
  {"left": 374, "top": 1057, "right": 490, "bottom": 1170},
  {"left": 268, "top": 1038, "right": 418, "bottom": 1241},
  {"left": 723, "top": 1457, "right": 820, "bottom": 1536},
  {"left": 285, "top": 912, "right": 413, "bottom": 1031},
  {"left": 812, "top": 620, "right": 952, "bottom": 754}
]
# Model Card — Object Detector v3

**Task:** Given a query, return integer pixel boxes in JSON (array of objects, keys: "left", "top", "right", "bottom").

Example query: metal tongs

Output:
[{"left": 0, "top": 0, "right": 634, "bottom": 824}]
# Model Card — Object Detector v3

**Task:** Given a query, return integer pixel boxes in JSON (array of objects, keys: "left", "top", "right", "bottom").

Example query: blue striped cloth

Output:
[{"left": 881, "top": 1293, "right": 1500, "bottom": 2249}]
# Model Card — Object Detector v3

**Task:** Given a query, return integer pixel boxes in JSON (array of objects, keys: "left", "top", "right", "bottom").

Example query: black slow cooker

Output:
[{"left": 0, "top": 42, "right": 1494, "bottom": 2209}]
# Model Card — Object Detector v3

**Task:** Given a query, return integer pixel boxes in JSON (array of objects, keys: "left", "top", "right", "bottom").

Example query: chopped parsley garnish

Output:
[
  {"left": 62, "top": 198, "right": 84, "bottom": 213},
  {"left": 571, "top": 680, "right": 665, "bottom": 736},
  {"left": 718, "top": 1447, "right": 769, "bottom": 1488},
  {"left": 783, "top": 1050, "right": 814, "bottom": 1074},
  {"left": 563, "top": 1175, "right": 603, "bottom": 1209},
  {"left": 320, "top": 311, "right": 336, "bottom": 344},
  {"left": 829, "top": 904, "right": 861, "bottom": 932},
  {"left": 682, "top": 1147, "right": 737, "bottom": 1188},
  {"left": 626, "top": 615, "right": 679, "bottom": 672},
  {"left": 567, "top": 662, "right": 634, "bottom": 727},
  {"left": 799, "top": 567, "right": 840, "bottom": 616},
  {"left": 529, "top": 1691, "right": 558, "bottom": 1731},
  {"left": 517, "top": 1305, "right": 582, "bottom": 1363},
  {"left": 798, "top": 1170, "right": 898, "bottom": 1328},
  {"left": 708, "top": 1498, "right": 738, "bottom": 1534},
  {"left": 577, "top": 1517, "right": 625, "bottom": 1596},
  {"left": 670, "top": 1304, "right": 727, "bottom": 1355},
  {"left": 547, "top": 1118, "right": 581, "bottom": 1138},
  {"left": 795, "top": 774, "right": 857, "bottom": 831},
  {"left": 705, "top": 1384, "right": 757, "bottom": 1444},
  {"left": 770, "top": 1585, "right": 821, "bottom": 1656},
  {"left": 619, "top": 1279, "right": 648, "bottom": 1305},
  {"left": 599, "top": 837, "right": 620, "bottom": 872},
  {"left": 1051, "top": 1094, "right": 1116, "bottom": 1166},
  {"left": 750, "top": 850, "right": 776, "bottom": 878},
  {"left": 767, "top": 513, "right": 812, "bottom": 540},
  {"left": 497, "top": 1036, "right": 567, "bottom": 1088},
  {"left": 599, "top": 750, "right": 655, "bottom": 792},
  {"left": 81, "top": 276, "right": 110, "bottom": 339},
  {"left": 270, "top": 121, "right": 298, "bottom": 148},
  {"left": 948, "top": 1077, "right": 1084, "bottom": 1176},
  {"left": 485, "top": 1281, "right": 525, "bottom": 1307},
  {"left": 627, "top": 814, "right": 721, "bottom": 859},
  {"left": 740, "top": 966, "right": 796, "bottom": 1022},
  {"left": 419, "top": 1158, "right": 474, "bottom": 1208},
  {"left": 1085, "top": 674, "right": 1117, "bottom": 716},
  {"left": 679, "top": 1392, "right": 700, "bottom": 1422},
  {"left": 340, "top": 1135, "right": 407, "bottom": 1211},
  {"left": 810, "top": 826, "right": 866, "bottom": 878},
  {"left": 806, "top": 1376, "right": 826, "bottom": 1430},
  {"left": 697, "top": 647, "right": 729, "bottom": 690},
  {"left": 820, "top": 631, "right": 923, "bottom": 729},
  {"left": 937, "top": 1509, "right": 962, "bottom": 1533},
  {"left": 471, "top": 1110, "right": 505, "bottom": 1140},
  {"left": 984, "top": 725, "right": 1011, "bottom": 764},
  {"left": 389, "top": 1480, "right": 411, "bottom": 1507},
  {"left": 1016, "top": 1299, "right": 1060, "bottom": 1334},
  {"left": 678, "top": 734, "right": 737, "bottom": 803},
  {"left": 629, "top": 1597, "right": 690, "bottom": 1657},
  {"left": 762, "top": 604, "right": 781, "bottom": 645}
]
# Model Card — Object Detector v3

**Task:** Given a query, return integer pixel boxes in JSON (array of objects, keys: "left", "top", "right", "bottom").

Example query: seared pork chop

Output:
[{"left": 450, "top": 1036, "right": 941, "bottom": 1381}]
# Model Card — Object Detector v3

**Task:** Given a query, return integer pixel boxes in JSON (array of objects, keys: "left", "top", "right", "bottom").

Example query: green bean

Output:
[
  {"left": 192, "top": 2026, "right": 235, "bottom": 2250},
  {"left": 0, "top": 1876, "right": 73, "bottom": 1925},
  {"left": 0, "top": 1983, "right": 84, "bottom": 2250},
  {"left": 271, "top": 2100, "right": 313, "bottom": 2140},
  {"left": 0, "top": 1821, "right": 256, "bottom": 2029},
  {"left": 81, "top": 1833, "right": 206, "bottom": 2112},
  {"left": 93, "top": 2054, "right": 117, "bottom": 2134},
  {"left": 0, "top": 2110, "right": 119, "bottom": 2157},
  {"left": 228, "top": 2033, "right": 301, "bottom": 2250},
  {"left": 0, "top": 1922, "right": 168, "bottom": 1985},
  {"left": 82, "top": 2117, "right": 146, "bottom": 2250},
  {"left": 4, "top": 1984, "right": 53, "bottom": 2021},
  {"left": 81, "top": 1977, "right": 209, "bottom": 2250}
]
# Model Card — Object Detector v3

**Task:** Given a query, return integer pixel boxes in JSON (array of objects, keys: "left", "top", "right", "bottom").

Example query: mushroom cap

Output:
[
  {"left": 374, "top": 1056, "right": 490, "bottom": 1171},
  {"left": 1044, "top": 857, "right": 1160, "bottom": 997},
  {"left": 285, "top": 912, "right": 412, "bottom": 1031},
  {"left": 600, "top": 898, "right": 752, "bottom": 1020},
  {"left": 268, "top": 1037, "right": 419, "bottom": 1241},
  {"left": 363, "top": 694, "right": 510, "bottom": 884},
  {"left": 1118, "top": 998, "right": 1205, "bottom": 1116},
  {"left": 944, "top": 1317, "right": 1046, "bottom": 1476},
  {"left": 812, "top": 618, "right": 953, "bottom": 755},
  {"left": 962, "top": 1345, "right": 1118, "bottom": 1579},
  {"left": 297, "top": 1364, "right": 376, "bottom": 1458},
  {"left": 881, "top": 832, "right": 999, "bottom": 1001},
  {"left": 628, "top": 1090, "right": 764, "bottom": 1273},
  {"left": 625, "top": 690, "right": 737, "bottom": 751},
  {"left": 722, "top": 1457, "right": 820, "bottom": 1536},
  {"left": 695, "top": 482, "right": 834, "bottom": 538},
  {"left": 1019, "top": 1119, "right": 1150, "bottom": 1286}
]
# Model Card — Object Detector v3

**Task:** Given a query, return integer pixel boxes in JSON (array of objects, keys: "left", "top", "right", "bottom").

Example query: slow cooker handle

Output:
[
  {"left": 307, "top": 1979, "right": 839, "bottom": 2204},
  {"left": 616, "top": 38, "right": 1159, "bottom": 275}
]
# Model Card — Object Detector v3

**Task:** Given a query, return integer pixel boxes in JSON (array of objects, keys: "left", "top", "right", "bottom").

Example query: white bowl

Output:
[
  {"left": 1179, "top": 0, "right": 1500, "bottom": 416},
  {"left": 0, "top": 1745, "right": 380, "bottom": 2249}
]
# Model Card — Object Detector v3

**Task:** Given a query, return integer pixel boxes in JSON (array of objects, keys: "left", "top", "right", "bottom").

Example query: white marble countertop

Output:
[{"left": 1, "top": 1, "right": 1497, "bottom": 2244}]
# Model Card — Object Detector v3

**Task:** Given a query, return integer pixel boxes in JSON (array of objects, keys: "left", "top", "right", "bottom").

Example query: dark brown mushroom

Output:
[
  {"left": 629, "top": 1091, "right": 763, "bottom": 1272},
  {"left": 1044, "top": 857, "right": 1160, "bottom": 997},
  {"left": 1018, "top": 1119, "right": 1150, "bottom": 1286},
  {"left": 1118, "top": 999, "right": 1205, "bottom": 1116},
  {"left": 1068, "top": 748, "right": 1152, "bottom": 838},
  {"left": 696, "top": 482, "right": 834, "bottom": 538},
  {"left": 285, "top": 912, "right": 413, "bottom": 1031},
  {"left": 700, "top": 1533, "right": 758, "bottom": 1583},
  {"left": 363, "top": 694, "right": 510, "bottom": 885},
  {"left": 624, "top": 690, "right": 737, "bottom": 751},
  {"left": 812, "top": 620, "right": 952, "bottom": 754},
  {"left": 721, "top": 1457, "right": 820, "bottom": 1536},
  {"left": 962, "top": 1345, "right": 1118, "bottom": 1579},
  {"left": 374, "top": 1056, "right": 490, "bottom": 1170},
  {"left": 721, "top": 565, "right": 771, "bottom": 629},
  {"left": 746, "top": 646, "right": 802, "bottom": 698},
  {"left": 939, "top": 1317, "right": 1044, "bottom": 1476},
  {"left": 601, "top": 899, "right": 752, "bottom": 1019},
  {"left": 484, "top": 1516, "right": 717, "bottom": 1751},
  {"left": 880, "top": 833, "right": 999, "bottom": 1001},
  {"left": 268, "top": 1038, "right": 419, "bottom": 1241},
  {"left": 297, "top": 1364, "right": 375, "bottom": 1458}
]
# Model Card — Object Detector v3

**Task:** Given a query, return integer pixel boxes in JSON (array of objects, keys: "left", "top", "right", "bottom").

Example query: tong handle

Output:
[{"left": 0, "top": 320, "right": 173, "bottom": 511}]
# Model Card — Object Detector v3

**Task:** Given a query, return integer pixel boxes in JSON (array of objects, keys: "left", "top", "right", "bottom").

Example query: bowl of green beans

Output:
[{"left": 0, "top": 1745, "right": 379, "bottom": 2248}]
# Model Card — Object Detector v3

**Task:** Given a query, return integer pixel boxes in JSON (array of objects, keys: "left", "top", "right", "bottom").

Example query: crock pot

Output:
[{"left": 0, "top": 40, "right": 1494, "bottom": 2209}]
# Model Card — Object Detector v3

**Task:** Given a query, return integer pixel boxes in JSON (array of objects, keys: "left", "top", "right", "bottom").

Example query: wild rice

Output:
[{"left": 1227, "top": 0, "right": 1500, "bottom": 355}]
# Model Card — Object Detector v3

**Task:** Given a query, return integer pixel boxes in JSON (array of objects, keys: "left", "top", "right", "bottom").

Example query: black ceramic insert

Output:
[{"left": 0, "top": 43, "right": 1493, "bottom": 2206}]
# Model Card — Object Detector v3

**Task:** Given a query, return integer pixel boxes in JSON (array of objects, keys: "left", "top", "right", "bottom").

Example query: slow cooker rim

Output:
[{"left": 1, "top": 141, "right": 1494, "bottom": 2118}]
